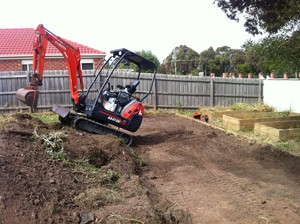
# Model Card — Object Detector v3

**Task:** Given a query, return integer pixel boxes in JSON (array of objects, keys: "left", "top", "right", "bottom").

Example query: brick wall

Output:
[
  {"left": 44, "top": 59, "right": 68, "bottom": 70},
  {"left": 0, "top": 58, "right": 103, "bottom": 71},
  {"left": 94, "top": 58, "right": 104, "bottom": 67},
  {"left": 0, "top": 60, "right": 21, "bottom": 71}
]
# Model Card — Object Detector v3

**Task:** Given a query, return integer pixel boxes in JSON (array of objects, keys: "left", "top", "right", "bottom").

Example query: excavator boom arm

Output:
[{"left": 16, "top": 24, "right": 84, "bottom": 111}]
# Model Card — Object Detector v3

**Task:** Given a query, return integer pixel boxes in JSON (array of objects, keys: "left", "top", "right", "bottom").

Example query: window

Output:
[
  {"left": 21, "top": 60, "right": 33, "bottom": 71},
  {"left": 81, "top": 59, "right": 94, "bottom": 70}
]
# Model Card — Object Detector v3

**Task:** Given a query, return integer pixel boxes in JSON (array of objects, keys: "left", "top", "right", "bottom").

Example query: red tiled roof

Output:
[{"left": 0, "top": 27, "right": 105, "bottom": 56}]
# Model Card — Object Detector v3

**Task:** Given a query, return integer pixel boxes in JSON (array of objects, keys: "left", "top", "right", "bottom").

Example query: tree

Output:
[
  {"left": 160, "top": 45, "right": 200, "bottom": 75},
  {"left": 230, "top": 50, "right": 247, "bottom": 73},
  {"left": 253, "top": 33, "right": 300, "bottom": 75},
  {"left": 242, "top": 40, "right": 266, "bottom": 75},
  {"left": 157, "top": 63, "right": 167, "bottom": 74},
  {"left": 214, "top": 0, "right": 300, "bottom": 35},
  {"left": 199, "top": 47, "right": 217, "bottom": 76},
  {"left": 237, "top": 64, "right": 252, "bottom": 75},
  {"left": 240, "top": 33, "right": 300, "bottom": 76},
  {"left": 216, "top": 46, "right": 232, "bottom": 73},
  {"left": 136, "top": 50, "right": 160, "bottom": 72},
  {"left": 112, "top": 50, "right": 160, "bottom": 73},
  {"left": 199, "top": 46, "right": 246, "bottom": 76}
]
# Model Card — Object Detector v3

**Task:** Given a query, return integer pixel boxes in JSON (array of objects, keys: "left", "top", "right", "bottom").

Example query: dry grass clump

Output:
[
  {"left": 0, "top": 112, "right": 46, "bottom": 130},
  {"left": 200, "top": 102, "right": 275, "bottom": 112}
]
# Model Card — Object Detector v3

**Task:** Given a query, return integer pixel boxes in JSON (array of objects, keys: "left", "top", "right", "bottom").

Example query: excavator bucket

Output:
[{"left": 16, "top": 88, "right": 39, "bottom": 111}]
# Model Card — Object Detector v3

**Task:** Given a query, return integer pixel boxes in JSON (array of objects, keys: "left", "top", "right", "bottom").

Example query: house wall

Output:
[
  {"left": 94, "top": 58, "right": 103, "bottom": 67},
  {"left": 0, "top": 58, "right": 103, "bottom": 71},
  {"left": 0, "top": 60, "right": 21, "bottom": 71},
  {"left": 44, "top": 59, "right": 68, "bottom": 70}
]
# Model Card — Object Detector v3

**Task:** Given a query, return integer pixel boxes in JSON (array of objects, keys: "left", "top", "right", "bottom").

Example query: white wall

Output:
[{"left": 263, "top": 79, "right": 300, "bottom": 113}]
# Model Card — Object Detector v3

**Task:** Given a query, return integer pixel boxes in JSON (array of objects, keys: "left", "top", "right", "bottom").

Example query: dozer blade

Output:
[
  {"left": 16, "top": 88, "right": 39, "bottom": 110},
  {"left": 52, "top": 104, "right": 70, "bottom": 118},
  {"left": 52, "top": 104, "right": 76, "bottom": 125}
]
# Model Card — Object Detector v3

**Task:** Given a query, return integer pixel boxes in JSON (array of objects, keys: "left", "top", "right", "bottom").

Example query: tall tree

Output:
[
  {"left": 216, "top": 46, "right": 232, "bottom": 73},
  {"left": 199, "top": 46, "right": 246, "bottom": 76},
  {"left": 253, "top": 33, "right": 300, "bottom": 75},
  {"left": 199, "top": 47, "right": 217, "bottom": 76},
  {"left": 160, "top": 45, "right": 200, "bottom": 75},
  {"left": 230, "top": 50, "right": 247, "bottom": 73},
  {"left": 214, "top": 0, "right": 300, "bottom": 35},
  {"left": 242, "top": 40, "right": 266, "bottom": 74}
]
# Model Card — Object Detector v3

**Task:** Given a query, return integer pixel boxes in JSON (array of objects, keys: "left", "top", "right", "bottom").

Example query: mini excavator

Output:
[{"left": 16, "top": 24, "right": 157, "bottom": 145}]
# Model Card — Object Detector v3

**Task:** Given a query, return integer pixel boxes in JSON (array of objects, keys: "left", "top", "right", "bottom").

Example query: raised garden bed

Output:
[
  {"left": 254, "top": 120, "right": 300, "bottom": 141},
  {"left": 222, "top": 112, "right": 300, "bottom": 131},
  {"left": 203, "top": 111, "right": 254, "bottom": 120}
]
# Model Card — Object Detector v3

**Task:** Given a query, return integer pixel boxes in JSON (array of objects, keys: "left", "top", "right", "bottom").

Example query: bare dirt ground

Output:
[{"left": 0, "top": 112, "right": 300, "bottom": 223}]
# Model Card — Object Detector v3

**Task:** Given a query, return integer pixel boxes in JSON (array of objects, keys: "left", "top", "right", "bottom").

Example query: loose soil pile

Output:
[
  {"left": 0, "top": 112, "right": 300, "bottom": 223},
  {"left": 0, "top": 113, "right": 187, "bottom": 224}
]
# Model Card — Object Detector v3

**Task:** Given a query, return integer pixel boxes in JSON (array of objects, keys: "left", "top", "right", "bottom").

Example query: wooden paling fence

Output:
[{"left": 0, "top": 70, "right": 263, "bottom": 112}]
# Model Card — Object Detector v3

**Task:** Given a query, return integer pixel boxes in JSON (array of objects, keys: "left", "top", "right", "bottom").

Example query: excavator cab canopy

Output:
[
  {"left": 110, "top": 48, "right": 157, "bottom": 72},
  {"left": 82, "top": 48, "right": 157, "bottom": 110}
]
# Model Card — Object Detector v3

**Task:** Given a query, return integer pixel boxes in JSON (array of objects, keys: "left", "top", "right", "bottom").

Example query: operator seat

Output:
[
  {"left": 118, "top": 80, "right": 140, "bottom": 107},
  {"left": 125, "top": 80, "right": 140, "bottom": 94}
]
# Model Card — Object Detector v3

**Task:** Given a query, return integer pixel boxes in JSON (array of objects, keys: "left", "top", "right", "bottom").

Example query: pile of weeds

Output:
[{"left": 33, "top": 128, "right": 67, "bottom": 161}]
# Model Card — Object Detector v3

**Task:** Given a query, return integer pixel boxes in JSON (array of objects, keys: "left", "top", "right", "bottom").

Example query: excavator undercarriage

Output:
[{"left": 52, "top": 105, "right": 133, "bottom": 145}]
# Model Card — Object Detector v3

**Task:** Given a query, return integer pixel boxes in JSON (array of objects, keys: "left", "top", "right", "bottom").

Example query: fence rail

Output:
[{"left": 0, "top": 70, "right": 263, "bottom": 112}]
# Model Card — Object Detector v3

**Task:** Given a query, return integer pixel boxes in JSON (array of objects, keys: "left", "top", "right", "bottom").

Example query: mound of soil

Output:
[{"left": 0, "top": 113, "right": 189, "bottom": 224}]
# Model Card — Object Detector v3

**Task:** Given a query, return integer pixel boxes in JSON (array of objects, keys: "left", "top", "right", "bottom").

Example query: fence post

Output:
[
  {"left": 258, "top": 79, "right": 263, "bottom": 102},
  {"left": 210, "top": 78, "right": 214, "bottom": 106},
  {"left": 153, "top": 77, "right": 157, "bottom": 110}
]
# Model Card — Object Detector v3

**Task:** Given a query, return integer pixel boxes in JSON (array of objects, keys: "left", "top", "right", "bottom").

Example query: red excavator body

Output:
[{"left": 16, "top": 25, "right": 157, "bottom": 145}]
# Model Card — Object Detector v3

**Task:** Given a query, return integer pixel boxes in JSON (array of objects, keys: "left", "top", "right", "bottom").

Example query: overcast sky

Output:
[{"left": 1, "top": 0, "right": 263, "bottom": 62}]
